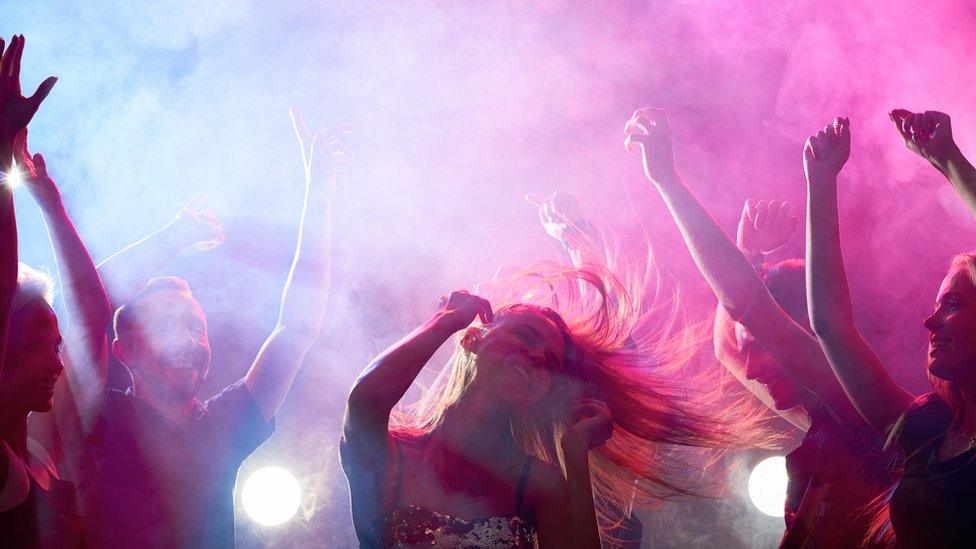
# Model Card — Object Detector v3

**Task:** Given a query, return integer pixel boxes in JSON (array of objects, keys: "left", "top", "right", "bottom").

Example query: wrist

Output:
[
  {"left": 647, "top": 169, "right": 681, "bottom": 187},
  {"left": 426, "top": 312, "right": 466, "bottom": 337},
  {"left": 560, "top": 433, "right": 590, "bottom": 461},
  {"left": 933, "top": 144, "right": 965, "bottom": 172}
]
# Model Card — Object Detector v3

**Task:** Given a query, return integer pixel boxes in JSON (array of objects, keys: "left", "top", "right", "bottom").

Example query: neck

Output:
[
  {"left": 0, "top": 410, "right": 29, "bottom": 458},
  {"left": 429, "top": 396, "right": 519, "bottom": 464},
  {"left": 131, "top": 382, "right": 197, "bottom": 426}
]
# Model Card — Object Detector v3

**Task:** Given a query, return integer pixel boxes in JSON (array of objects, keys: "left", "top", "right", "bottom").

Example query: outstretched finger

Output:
[
  {"left": 525, "top": 194, "right": 546, "bottom": 208},
  {"left": 289, "top": 108, "right": 313, "bottom": 142},
  {"left": 29, "top": 76, "right": 57, "bottom": 110},
  {"left": 0, "top": 36, "right": 13, "bottom": 80},
  {"left": 184, "top": 191, "right": 208, "bottom": 212},
  {"left": 10, "top": 35, "right": 23, "bottom": 84},
  {"left": 31, "top": 153, "right": 45, "bottom": 176}
]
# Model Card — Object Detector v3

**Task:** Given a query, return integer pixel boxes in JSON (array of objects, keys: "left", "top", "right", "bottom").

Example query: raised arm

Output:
[
  {"left": 0, "top": 33, "right": 57, "bottom": 490},
  {"left": 341, "top": 290, "right": 492, "bottom": 542},
  {"left": 96, "top": 192, "right": 224, "bottom": 309},
  {"left": 804, "top": 117, "right": 914, "bottom": 433},
  {"left": 15, "top": 135, "right": 111, "bottom": 449},
  {"left": 243, "top": 110, "right": 351, "bottom": 421},
  {"left": 890, "top": 109, "right": 976, "bottom": 216},
  {"left": 623, "top": 108, "right": 860, "bottom": 423}
]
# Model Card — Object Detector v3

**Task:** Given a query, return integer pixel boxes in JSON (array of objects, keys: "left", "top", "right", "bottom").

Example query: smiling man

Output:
[{"left": 77, "top": 114, "right": 347, "bottom": 548}]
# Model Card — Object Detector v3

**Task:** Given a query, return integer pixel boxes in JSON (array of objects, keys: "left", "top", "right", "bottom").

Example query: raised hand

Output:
[
  {"left": 889, "top": 109, "right": 957, "bottom": 166},
  {"left": 0, "top": 35, "right": 57, "bottom": 146},
  {"left": 736, "top": 199, "right": 798, "bottom": 258},
  {"left": 290, "top": 108, "right": 353, "bottom": 190},
  {"left": 803, "top": 117, "right": 851, "bottom": 183},
  {"left": 172, "top": 192, "right": 226, "bottom": 251},
  {"left": 436, "top": 290, "right": 493, "bottom": 333},
  {"left": 525, "top": 191, "right": 592, "bottom": 249},
  {"left": 562, "top": 397, "right": 614, "bottom": 451},
  {"left": 13, "top": 129, "right": 60, "bottom": 209},
  {"left": 624, "top": 107, "right": 678, "bottom": 184}
]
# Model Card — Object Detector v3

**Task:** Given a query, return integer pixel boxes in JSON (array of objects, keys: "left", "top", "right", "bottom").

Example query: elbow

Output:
[
  {"left": 273, "top": 321, "right": 323, "bottom": 349},
  {"left": 808, "top": 308, "right": 853, "bottom": 343},
  {"left": 346, "top": 381, "right": 389, "bottom": 427}
]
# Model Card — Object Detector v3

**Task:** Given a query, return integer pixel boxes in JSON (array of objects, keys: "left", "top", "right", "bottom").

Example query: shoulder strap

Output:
[{"left": 515, "top": 457, "right": 534, "bottom": 514}]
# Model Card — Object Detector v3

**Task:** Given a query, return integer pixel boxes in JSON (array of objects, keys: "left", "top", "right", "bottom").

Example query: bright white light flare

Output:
[
  {"left": 241, "top": 466, "right": 301, "bottom": 526},
  {"left": 748, "top": 456, "right": 788, "bottom": 517}
]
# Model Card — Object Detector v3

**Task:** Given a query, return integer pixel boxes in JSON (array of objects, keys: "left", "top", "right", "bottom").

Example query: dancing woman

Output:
[
  {"left": 0, "top": 35, "right": 99, "bottom": 547},
  {"left": 341, "top": 217, "right": 774, "bottom": 546},
  {"left": 805, "top": 111, "right": 976, "bottom": 546}
]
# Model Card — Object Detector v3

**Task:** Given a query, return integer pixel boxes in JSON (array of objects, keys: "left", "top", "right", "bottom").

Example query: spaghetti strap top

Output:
[{"left": 371, "top": 442, "right": 538, "bottom": 548}]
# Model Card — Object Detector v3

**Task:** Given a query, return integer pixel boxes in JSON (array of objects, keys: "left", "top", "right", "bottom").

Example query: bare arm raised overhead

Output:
[
  {"left": 15, "top": 134, "right": 112, "bottom": 446},
  {"left": 0, "top": 33, "right": 57, "bottom": 492},
  {"left": 242, "top": 110, "right": 350, "bottom": 421},
  {"left": 804, "top": 117, "right": 914, "bottom": 433},
  {"left": 624, "top": 107, "right": 860, "bottom": 424},
  {"left": 341, "top": 290, "right": 493, "bottom": 541}
]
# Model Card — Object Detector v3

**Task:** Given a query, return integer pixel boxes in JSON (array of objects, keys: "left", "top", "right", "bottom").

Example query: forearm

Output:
[
  {"left": 347, "top": 315, "right": 456, "bottom": 424},
  {"left": 935, "top": 147, "right": 976, "bottom": 217},
  {"left": 805, "top": 178, "right": 855, "bottom": 336},
  {"left": 647, "top": 172, "right": 764, "bottom": 319},
  {"left": 275, "top": 183, "right": 332, "bottom": 339},
  {"left": 805, "top": 178, "right": 912, "bottom": 431},
  {"left": 562, "top": 441, "right": 601, "bottom": 549},
  {"left": 40, "top": 199, "right": 112, "bottom": 340},
  {"left": 0, "top": 168, "right": 17, "bottom": 378},
  {"left": 96, "top": 219, "right": 190, "bottom": 308}
]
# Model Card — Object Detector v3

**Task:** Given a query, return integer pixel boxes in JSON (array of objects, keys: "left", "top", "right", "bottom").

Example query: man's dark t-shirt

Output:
[{"left": 81, "top": 379, "right": 274, "bottom": 548}]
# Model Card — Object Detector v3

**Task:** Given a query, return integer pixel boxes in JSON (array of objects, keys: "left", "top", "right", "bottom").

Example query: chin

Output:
[{"left": 928, "top": 362, "right": 954, "bottom": 382}]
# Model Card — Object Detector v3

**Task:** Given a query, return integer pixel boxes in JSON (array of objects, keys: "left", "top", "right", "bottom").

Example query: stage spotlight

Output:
[
  {"left": 241, "top": 466, "right": 301, "bottom": 526},
  {"left": 748, "top": 456, "right": 787, "bottom": 517},
  {"left": 3, "top": 163, "right": 22, "bottom": 189}
]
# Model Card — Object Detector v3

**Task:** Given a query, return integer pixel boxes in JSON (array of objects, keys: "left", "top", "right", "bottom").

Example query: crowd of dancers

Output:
[{"left": 1, "top": 34, "right": 974, "bottom": 548}]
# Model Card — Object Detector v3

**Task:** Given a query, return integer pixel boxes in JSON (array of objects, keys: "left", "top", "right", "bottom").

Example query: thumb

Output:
[
  {"left": 32, "top": 153, "right": 45, "bottom": 173},
  {"left": 29, "top": 76, "right": 58, "bottom": 110}
]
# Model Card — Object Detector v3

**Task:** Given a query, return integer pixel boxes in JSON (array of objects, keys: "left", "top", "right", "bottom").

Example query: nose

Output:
[{"left": 924, "top": 310, "right": 943, "bottom": 332}]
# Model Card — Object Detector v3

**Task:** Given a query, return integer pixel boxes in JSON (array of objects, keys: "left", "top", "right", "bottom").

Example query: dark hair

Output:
[
  {"left": 762, "top": 258, "right": 808, "bottom": 330},
  {"left": 113, "top": 276, "right": 195, "bottom": 337}
]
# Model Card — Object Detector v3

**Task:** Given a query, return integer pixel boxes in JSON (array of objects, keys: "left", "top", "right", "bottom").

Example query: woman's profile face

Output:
[
  {"left": 0, "top": 300, "right": 64, "bottom": 413},
  {"left": 469, "top": 307, "right": 567, "bottom": 408},
  {"left": 925, "top": 268, "right": 976, "bottom": 386}
]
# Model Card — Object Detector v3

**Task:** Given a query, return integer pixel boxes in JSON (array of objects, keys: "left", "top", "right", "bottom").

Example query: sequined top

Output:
[{"left": 369, "top": 443, "right": 538, "bottom": 548}]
